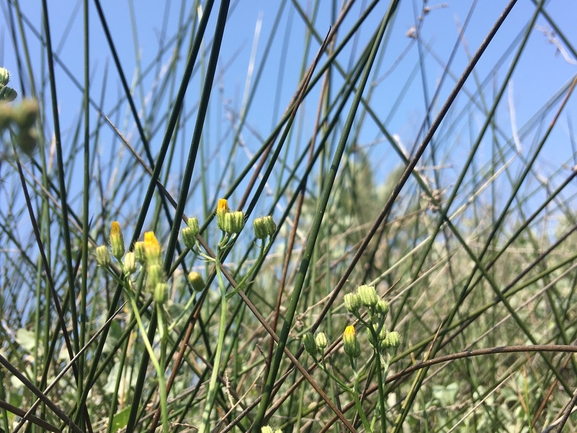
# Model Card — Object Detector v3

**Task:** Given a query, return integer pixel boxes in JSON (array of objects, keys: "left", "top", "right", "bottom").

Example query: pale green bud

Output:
[
  {"left": 187, "top": 271, "right": 206, "bottom": 292},
  {"left": 367, "top": 324, "right": 387, "bottom": 347},
  {"left": 154, "top": 282, "right": 168, "bottom": 305},
  {"left": 147, "top": 263, "right": 164, "bottom": 289},
  {"left": 187, "top": 217, "right": 199, "bottom": 234},
  {"left": 123, "top": 252, "right": 137, "bottom": 275},
  {"left": 181, "top": 227, "right": 197, "bottom": 249},
  {"left": 223, "top": 211, "right": 244, "bottom": 234},
  {"left": 383, "top": 331, "right": 401, "bottom": 349},
  {"left": 134, "top": 241, "right": 146, "bottom": 264},
  {"left": 315, "top": 332, "right": 327, "bottom": 351},
  {"left": 376, "top": 299, "right": 389, "bottom": 316},
  {"left": 357, "top": 284, "right": 378, "bottom": 307},
  {"left": 302, "top": 333, "right": 317, "bottom": 357},
  {"left": 95, "top": 245, "right": 111, "bottom": 267},
  {"left": 343, "top": 293, "right": 361, "bottom": 314},
  {"left": 261, "top": 427, "right": 273, "bottom": 433},
  {"left": 0, "top": 68, "right": 10, "bottom": 86},
  {"left": 253, "top": 215, "right": 276, "bottom": 239}
]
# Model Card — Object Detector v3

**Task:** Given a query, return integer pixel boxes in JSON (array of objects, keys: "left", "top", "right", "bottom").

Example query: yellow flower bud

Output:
[
  {"left": 343, "top": 325, "right": 361, "bottom": 358},
  {"left": 143, "top": 231, "right": 161, "bottom": 264},
  {"left": 110, "top": 221, "right": 125, "bottom": 259},
  {"left": 216, "top": 198, "right": 230, "bottom": 231}
]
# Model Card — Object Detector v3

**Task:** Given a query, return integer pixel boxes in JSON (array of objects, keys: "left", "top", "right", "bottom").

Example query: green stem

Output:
[
  {"left": 375, "top": 350, "right": 387, "bottom": 432},
  {"left": 200, "top": 248, "right": 228, "bottom": 432},
  {"left": 156, "top": 303, "right": 169, "bottom": 433},
  {"left": 128, "top": 292, "right": 168, "bottom": 433},
  {"left": 352, "top": 370, "right": 372, "bottom": 433}
]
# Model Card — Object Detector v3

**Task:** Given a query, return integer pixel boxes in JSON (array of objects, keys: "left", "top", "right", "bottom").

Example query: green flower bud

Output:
[
  {"left": 302, "top": 332, "right": 317, "bottom": 357},
  {"left": 154, "top": 282, "right": 168, "bottom": 305},
  {"left": 223, "top": 211, "right": 244, "bottom": 234},
  {"left": 383, "top": 331, "right": 401, "bottom": 349},
  {"left": 0, "top": 68, "right": 10, "bottom": 86},
  {"left": 376, "top": 299, "right": 389, "bottom": 316},
  {"left": 357, "top": 284, "right": 378, "bottom": 307},
  {"left": 315, "top": 332, "right": 328, "bottom": 351},
  {"left": 367, "top": 324, "right": 387, "bottom": 347},
  {"left": 96, "top": 245, "right": 111, "bottom": 267},
  {"left": 343, "top": 293, "right": 361, "bottom": 314},
  {"left": 343, "top": 325, "right": 361, "bottom": 358},
  {"left": 261, "top": 427, "right": 273, "bottom": 433},
  {"left": 0, "top": 103, "right": 13, "bottom": 129},
  {"left": 123, "top": 252, "right": 137, "bottom": 275},
  {"left": 134, "top": 241, "right": 146, "bottom": 264},
  {"left": 253, "top": 215, "right": 276, "bottom": 239},
  {"left": 187, "top": 217, "right": 199, "bottom": 234},
  {"left": 110, "top": 221, "right": 125, "bottom": 260},
  {"left": 16, "top": 128, "right": 38, "bottom": 155},
  {"left": 187, "top": 271, "right": 206, "bottom": 292},
  {"left": 0, "top": 85, "right": 16, "bottom": 102},
  {"left": 147, "top": 263, "right": 164, "bottom": 289},
  {"left": 181, "top": 227, "right": 197, "bottom": 249},
  {"left": 11, "top": 99, "right": 39, "bottom": 129}
]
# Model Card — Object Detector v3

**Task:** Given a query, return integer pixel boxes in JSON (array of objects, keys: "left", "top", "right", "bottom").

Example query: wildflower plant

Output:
[
  {"left": 303, "top": 284, "right": 401, "bottom": 432},
  {"left": 95, "top": 199, "right": 276, "bottom": 432}
]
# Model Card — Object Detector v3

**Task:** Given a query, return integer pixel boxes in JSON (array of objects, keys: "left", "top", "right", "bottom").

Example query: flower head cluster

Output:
[
  {"left": 0, "top": 67, "right": 39, "bottom": 155},
  {"left": 302, "top": 331, "right": 328, "bottom": 358},
  {"left": 343, "top": 284, "right": 401, "bottom": 361},
  {"left": 95, "top": 222, "right": 170, "bottom": 305},
  {"left": 216, "top": 198, "right": 244, "bottom": 234}
]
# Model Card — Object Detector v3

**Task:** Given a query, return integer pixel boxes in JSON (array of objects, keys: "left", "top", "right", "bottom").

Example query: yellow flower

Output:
[
  {"left": 216, "top": 198, "right": 230, "bottom": 231},
  {"left": 143, "top": 231, "right": 161, "bottom": 264},
  {"left": 343, "top": 325, "right": 361, "bottom": 358},
  {"left": 110, "top": 221, "right": 125, "bottom": 259}
]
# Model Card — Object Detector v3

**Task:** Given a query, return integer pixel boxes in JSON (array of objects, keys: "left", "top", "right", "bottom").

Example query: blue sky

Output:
[{"left": 1, "top": 0, "right": 576, "bottom": 219}]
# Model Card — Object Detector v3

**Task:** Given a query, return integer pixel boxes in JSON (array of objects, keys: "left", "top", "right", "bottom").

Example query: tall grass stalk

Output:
[{"left": 2, "top": 1, "right": 577, "bottom": 432}]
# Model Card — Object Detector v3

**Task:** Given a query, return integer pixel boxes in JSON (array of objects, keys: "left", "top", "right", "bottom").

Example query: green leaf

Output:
[
  {"left": 15, "top": 328, "right": 36, "bottom": 352},
  {"left": 111, "top": 406, "right": 132, "bottom": 433}
]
